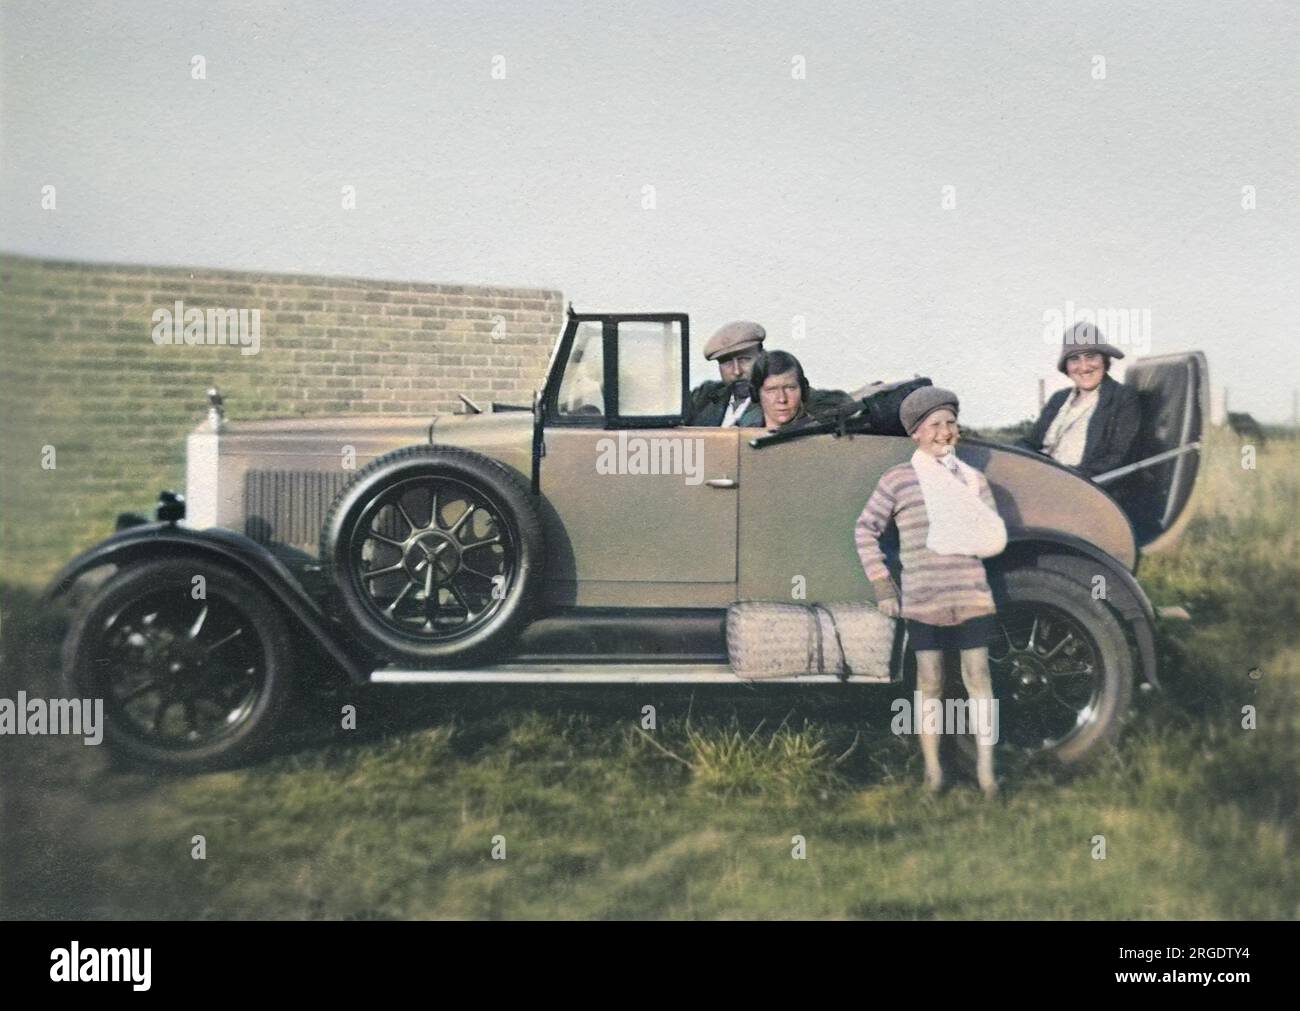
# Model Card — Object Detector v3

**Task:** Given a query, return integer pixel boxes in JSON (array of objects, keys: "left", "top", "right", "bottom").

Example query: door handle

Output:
[{"left": 706, "top": 477, "right": 738, "bottom": 489}]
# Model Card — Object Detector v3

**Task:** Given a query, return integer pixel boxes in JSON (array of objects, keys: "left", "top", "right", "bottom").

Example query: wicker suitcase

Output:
[
  {"left": 817, "top": 602, "right": 899, "bottom": 682},
  {"left": 726, "top": 601, "right": 900, "bottom": 682}
]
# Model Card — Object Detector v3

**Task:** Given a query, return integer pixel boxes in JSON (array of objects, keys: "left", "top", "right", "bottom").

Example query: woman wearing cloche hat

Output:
[
  {"left": 855, "top": 387, "right": 1007, "bottom": 798},
  {"left": 1019, "top": 321, "right": 1142, "bottom": 479}
]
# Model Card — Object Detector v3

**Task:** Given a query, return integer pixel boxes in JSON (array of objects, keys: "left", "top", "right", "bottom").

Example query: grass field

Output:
[{"left": 1, "top": 427, "right": 1296, "bottom": 919}]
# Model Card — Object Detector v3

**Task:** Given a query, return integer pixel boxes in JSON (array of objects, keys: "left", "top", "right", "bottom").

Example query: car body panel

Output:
[
  {"left": 536, "top": 426, "right": 739, "bottom": 606},
  {"left": 735, "top": 428, "right": 1138, "bottom": 604},
  {"left": 193, "top": 416, "right": 433, "bottom": 553},
  {"left": 428, "top": 411, "right": 535, "bottom": 482},
  {"left": 962, "top": 439, "right": 1138, "bottom": 569},
  {"left": 183, "top": 313, "right": 1159, "bottom": 591},
  {"left": 736, "top": 427, "right": 911, "bottom": 601}
]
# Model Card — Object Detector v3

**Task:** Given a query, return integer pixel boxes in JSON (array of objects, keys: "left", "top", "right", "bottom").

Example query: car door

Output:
[
  {"left": 1100, "top": 352, "right": 1209, "bottom": 553},
  {"left": 737, "top": 426, "right": 913, "bottom": 601},
  {"left": 537, "top": 313, "right": 740, "bottom": 608}
]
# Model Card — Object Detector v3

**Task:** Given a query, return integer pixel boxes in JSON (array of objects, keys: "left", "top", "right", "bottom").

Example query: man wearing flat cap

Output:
[{"left": 686, "top": 320, "right": 767, "bottom": 426}]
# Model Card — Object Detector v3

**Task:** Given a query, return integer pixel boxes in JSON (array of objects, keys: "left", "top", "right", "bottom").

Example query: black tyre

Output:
[
  {"left": 320, "top": 445, "right": 544, "bottom": 665},
  {"left": 61, "top": 557, "right": 292, "bottom": 771},
  {"left": 946, "top": 567, "right": 1135, "bottom": 766}
]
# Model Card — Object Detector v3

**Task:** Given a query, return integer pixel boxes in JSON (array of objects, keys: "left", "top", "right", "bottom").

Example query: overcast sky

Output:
[{"left": 3, "top": 0, "right": 1296, "bottom": 425}]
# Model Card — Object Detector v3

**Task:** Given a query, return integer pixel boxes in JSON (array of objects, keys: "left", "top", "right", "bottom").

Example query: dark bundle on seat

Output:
[{"left": 833, "top": 376, "right": 933, "bottom": 435}]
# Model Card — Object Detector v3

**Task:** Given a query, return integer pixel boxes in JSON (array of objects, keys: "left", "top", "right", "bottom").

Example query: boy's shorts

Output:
[{"left": 907, "top": 614, "right": 997, "bottom": 652}]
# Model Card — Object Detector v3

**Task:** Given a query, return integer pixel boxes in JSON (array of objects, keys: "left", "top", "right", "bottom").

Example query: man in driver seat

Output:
[
  {"left": 687, "top": 320, "right": 767, "bottom": 426},
  {"left": 688, "top": 320, "right": 856, "bottom": 427}
]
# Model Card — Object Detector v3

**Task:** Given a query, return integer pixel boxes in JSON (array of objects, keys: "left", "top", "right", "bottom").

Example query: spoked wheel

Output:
[
  {"left": 988, "top": 603, "right": 1108, "bottom": 754},
  {"left": 350, "top": 475, "right": 514, "bottom": 640},
  {"left": 62, "top": 558, "right": 291, "bottom": 770},
  {"left": 947, "top": 568, "right": 1134, "bottom": 766},
  {"left": 321, "top": 446, "right": 544, "bottom": 665}
]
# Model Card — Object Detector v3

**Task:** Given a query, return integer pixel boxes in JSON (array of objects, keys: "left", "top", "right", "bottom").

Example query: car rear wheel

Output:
[
  {"left": 946, "top": 567, "right": 1134, "bottom": 767},
  {"left": 61, "top": 558, "right": 292, "bottom": 770},
  {"left": 320, "top": 446, "right": 544, "bottom": 666}
]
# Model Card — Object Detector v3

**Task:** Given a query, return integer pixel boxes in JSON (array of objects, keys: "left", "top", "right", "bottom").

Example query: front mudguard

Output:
[{"left": 44, "top": 523, "right": 370, "bottom": 683}]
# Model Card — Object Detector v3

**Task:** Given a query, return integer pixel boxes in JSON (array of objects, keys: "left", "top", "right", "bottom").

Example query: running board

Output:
[{"left": 370, "top": 663, "right": 893, "bottom": 685}]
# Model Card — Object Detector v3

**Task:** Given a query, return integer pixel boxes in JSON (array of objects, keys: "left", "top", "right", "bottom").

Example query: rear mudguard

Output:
[{"left": 44, "top": 522, "right": 370, "bottom": 683}]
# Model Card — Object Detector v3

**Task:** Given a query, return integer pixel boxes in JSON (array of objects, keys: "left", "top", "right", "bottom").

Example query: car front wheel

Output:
[{"left": 61, "top": 557, "right": 292, "bottom": 770}]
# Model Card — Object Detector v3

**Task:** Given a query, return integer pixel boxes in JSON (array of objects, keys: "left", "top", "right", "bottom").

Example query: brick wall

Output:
[{"left": 0, "top": 254, "right": 562, "bottom": 583}]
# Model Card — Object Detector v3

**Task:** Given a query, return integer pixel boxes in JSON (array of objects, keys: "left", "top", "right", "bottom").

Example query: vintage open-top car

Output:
[{"left": 47, "top": 308, "right": 1208, "bottom": 771}]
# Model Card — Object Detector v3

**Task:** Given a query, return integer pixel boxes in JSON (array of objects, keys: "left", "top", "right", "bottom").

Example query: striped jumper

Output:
[{"left": 854, "top": 461, "right": 997, "bottom": 626}]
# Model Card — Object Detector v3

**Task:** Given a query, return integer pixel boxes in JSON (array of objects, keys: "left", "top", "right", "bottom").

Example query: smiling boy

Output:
[{"left": 854, "top": 387, "right": 1007, "bottom": 797}]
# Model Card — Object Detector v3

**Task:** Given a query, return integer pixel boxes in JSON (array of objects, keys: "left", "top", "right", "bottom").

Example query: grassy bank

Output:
[{"left": 1, "top": 428, "right": 1296, "bottom": 919}]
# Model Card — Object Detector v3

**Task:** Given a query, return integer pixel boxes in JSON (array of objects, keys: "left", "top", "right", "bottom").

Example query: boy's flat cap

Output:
[{"left": 900, "top": 386, "right": 960, "bottom": 435}]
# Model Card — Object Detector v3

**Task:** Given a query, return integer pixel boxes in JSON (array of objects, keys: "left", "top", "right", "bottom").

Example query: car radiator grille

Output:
[{"left": 243, "top": 469, "right": 353, "bottom": 551}]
